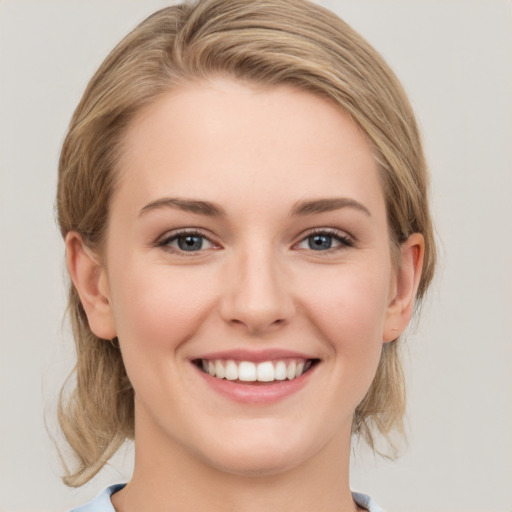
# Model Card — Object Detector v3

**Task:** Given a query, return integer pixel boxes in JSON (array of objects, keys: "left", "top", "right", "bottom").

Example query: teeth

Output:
[
  {"left": 199, "top": 358, "right": 313, "bottom": 382},
  {"left": 274, "top": 361, "right": 287, "bottom": 381},
  {"left": 225, "top": 360, "right": 238, "bottom": 381},
  {"left": 257, "top": 361, "right": 274, "bottom": 382},
  {"left": 215, "top": 360, "right": 226, "bottom": 379},
  {"left": 286, "top": 361, "right": 296, "bottom": 380},
  {"left": 238, "top": 361, "right": 257, "bottom": 381}
]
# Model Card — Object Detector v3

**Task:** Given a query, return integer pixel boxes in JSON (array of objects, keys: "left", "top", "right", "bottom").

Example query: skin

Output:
[{"left": 67, "top": 78, "right": 424, "bottom": 512}]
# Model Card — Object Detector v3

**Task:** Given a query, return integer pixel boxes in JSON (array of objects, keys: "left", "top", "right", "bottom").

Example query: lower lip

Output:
[{"left": 194, "top": 363, "right": 316, "bottom": 404}]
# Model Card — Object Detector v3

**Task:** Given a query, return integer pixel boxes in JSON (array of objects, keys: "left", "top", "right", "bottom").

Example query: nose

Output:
[{"left": 219, "top": 246, "right": 295, "bottom": 335}]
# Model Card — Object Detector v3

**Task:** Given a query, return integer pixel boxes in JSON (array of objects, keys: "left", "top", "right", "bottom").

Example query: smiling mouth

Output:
[{"left": 193, "top": 358, "right": 319, "bottom": 383}]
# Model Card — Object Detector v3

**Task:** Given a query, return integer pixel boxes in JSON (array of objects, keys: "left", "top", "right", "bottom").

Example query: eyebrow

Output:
[
  {"left": 139, "top": 196, "right": 371, "bottom": 218},
  {"left": 139, "top": 197, "right": 226, "bottom": 217},
  {"left": 290, "top": 197, "right": 371, "bottom": 217}
]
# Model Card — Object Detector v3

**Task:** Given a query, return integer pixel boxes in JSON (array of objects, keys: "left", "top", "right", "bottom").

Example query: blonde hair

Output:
[{"left": 57, "top": 0, "right": 436, "bottom": 486}]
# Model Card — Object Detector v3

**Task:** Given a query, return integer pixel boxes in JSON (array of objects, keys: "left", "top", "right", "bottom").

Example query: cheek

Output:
[
  {"left": 306, "top": 266, "right": 389, "bottom": 338},
  {"left": 299, "top": 263, "right": 391, "bottom": 380},
  {"left": 109, "top": 260, "right": 216, "bottom": 354}
]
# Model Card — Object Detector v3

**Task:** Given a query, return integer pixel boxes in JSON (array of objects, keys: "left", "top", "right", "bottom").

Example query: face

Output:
[{"left": 77, "top": 78, "right": 416, "bottom": 476}]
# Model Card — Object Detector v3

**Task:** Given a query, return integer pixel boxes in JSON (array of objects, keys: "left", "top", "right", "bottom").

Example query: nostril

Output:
[
  {"left": 219, "top": 266, "right": 295, "bottom": 334},
  {"left": 226, "top": 315, "right": 288, "bottom": 335}
]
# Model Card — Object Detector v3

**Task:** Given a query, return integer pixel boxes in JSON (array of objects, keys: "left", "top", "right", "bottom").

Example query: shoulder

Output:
[
  {"left": 70, "top": 484, "right": 126, "bottom": 512},
  {"left": 352, "top": 491, "right": 386, "bottom": 512}
]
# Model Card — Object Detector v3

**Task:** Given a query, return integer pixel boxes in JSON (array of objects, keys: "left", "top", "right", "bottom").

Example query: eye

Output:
[
  {"left": 296, "top": 230, "right": 353, "bottom": 251},
  {"left": 158, "top": 230, "right": 216, "bottom": 253}
]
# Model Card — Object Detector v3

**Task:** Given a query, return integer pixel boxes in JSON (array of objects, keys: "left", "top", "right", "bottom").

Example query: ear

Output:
[
  {"left": 383, "top": 233, "right": 425, "bottom": 342},
  {"left": 65, "top": 232, "right": 117, "bottom": 340}
]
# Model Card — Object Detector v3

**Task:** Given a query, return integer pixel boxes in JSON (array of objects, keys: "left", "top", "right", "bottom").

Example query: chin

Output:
[
  {"left": 205, "top": 445, "right": 306, "bottom": 478},
  {"left": 191, "top": 421, "right": 325, "bottom": 477}
]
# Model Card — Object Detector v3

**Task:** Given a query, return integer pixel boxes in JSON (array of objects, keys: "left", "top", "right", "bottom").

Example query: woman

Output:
[{"left": 57, "top": 0, "right": 436, "bottom": 510}]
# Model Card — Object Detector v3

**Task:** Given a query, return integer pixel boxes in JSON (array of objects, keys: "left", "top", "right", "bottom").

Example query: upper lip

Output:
[{"left": 193, "top": 348, "right": 318, "bottom": 363}]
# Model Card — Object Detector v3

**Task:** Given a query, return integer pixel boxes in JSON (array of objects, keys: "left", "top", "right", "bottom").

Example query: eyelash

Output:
[
  {"left": 296, "top": 228, "right": 354, "bottom": 253},
  {"left": 156, "top": 228, "right": 354, "bottom": 256},
  {"left": 156, "top": 229, "right": 217, "bottom": 256}
]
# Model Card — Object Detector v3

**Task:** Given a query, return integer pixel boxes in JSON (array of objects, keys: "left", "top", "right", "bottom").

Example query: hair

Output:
[{"left": 56, "top": 0, "right": 436, "bottom": 487}]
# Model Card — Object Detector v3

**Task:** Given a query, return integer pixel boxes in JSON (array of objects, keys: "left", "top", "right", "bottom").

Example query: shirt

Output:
[{"left": 71, "top": 483, "right": 386, "bottom": 512}]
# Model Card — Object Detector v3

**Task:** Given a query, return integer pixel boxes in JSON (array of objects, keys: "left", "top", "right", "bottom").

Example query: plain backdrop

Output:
[{"left": 0, "top": 1, "right": 511, "bottom": 511}]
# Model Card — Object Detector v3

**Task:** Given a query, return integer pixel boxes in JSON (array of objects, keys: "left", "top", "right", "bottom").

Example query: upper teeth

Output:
[{"left": 201, "top": 359, "right": 311, "bottom": 382}]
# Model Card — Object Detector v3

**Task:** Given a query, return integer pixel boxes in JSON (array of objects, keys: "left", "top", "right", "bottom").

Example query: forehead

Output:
[{"left": 114, "top": 78, "right": 385, "bottom": 218}]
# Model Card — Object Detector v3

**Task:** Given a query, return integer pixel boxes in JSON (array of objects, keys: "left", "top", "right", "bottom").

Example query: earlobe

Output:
[
  {"left": 65, "top": 232, "right": 117, "bottom": 340},
  {"left": 383, "top": 233, "right": 425, "bottom": 342}
]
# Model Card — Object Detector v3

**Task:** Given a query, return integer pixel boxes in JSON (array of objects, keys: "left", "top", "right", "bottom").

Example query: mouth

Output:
[{"left": 193, "top": 358, "right": 320, "bottom": 384}]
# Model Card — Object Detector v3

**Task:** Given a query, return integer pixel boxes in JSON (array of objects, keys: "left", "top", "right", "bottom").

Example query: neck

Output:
[{"left": 112, "top": 404, "right": 359, "bottom": 512}]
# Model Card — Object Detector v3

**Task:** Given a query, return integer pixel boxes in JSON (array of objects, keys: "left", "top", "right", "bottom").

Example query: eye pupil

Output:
[
  {"left": 178, "top": 235, "right": 203, "bottom": 251},
  {"left": 309, "top": 234, "right": 332, "bottom": 250}
]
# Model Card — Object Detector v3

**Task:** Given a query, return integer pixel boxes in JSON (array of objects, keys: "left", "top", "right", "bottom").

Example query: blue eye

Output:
[
  {"left": 296, "top": 231, "right": 353, "bottom": 251},
  {"left": 176, "top": 234, "right": 205, "bottom": 251},
  {"left": 308, "top": 234, "right": 334, "bottom": 250},
  {"left": 159, "top": 231, "right": 215, "bottom": 253}
]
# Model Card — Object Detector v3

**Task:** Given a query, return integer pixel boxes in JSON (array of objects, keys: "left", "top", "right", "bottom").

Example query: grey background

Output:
[{"left": 1, "top": 1, "right": 511, "bottom": 511}]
